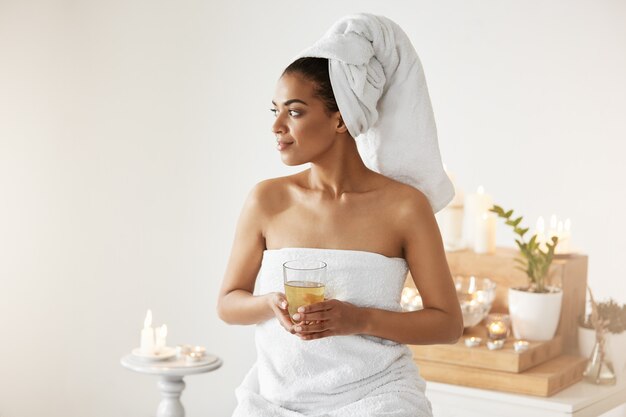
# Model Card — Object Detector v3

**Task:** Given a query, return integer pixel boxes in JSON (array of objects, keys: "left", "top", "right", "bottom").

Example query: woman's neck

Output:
[{"left": 305, "top": 135, "right": 376, "bottom": 198}]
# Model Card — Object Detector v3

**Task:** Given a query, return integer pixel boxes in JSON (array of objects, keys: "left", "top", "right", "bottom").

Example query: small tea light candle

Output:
[
  {"left": 464, "top": 337, "right": 482, "bottom": 348},
  {"left": 186, "top": 351, "right": 205, "bottom": 363},
  {"left": 487, "top": 339, "right": 505, "bottom": 350},
  {"left": 514, "top": 340, "right": 530, "bottom": 352},
  {"left": 192, "top": 345, "right": 206, "bottom": 356},
  {"left": 176, "top": 344, "right": 192, "bottom": 359},
  {"left": 485, "top": 314, "right": 510, "bottom": 341}
]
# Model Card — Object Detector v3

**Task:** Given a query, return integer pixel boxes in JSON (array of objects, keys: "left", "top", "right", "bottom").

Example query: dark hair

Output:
[{"left": 282, "top": 57, "right": 339, "bottom": 117}]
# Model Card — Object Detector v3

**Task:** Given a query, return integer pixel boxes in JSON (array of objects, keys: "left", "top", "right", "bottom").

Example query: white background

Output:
[{"left": 1, "top": 0, "right": 624, "bottom": 416}]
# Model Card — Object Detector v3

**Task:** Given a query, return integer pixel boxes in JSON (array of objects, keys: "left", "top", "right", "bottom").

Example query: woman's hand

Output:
[
  {"left": 291, "top": 299, "right": 365, "bottom": 340},
  {"left": 266, "top": 292, "right": 296, "bottom": 334}
]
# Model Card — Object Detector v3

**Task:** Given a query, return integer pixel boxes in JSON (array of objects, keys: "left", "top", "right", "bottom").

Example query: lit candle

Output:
[
  {"left": 487, "top": 339, "right": 505, "bottom": 350},
  {"left": 555, "top": 218, "right": 572, "bottom": 254},
  {"left": 488, "top": 321, "right": 507, "bottom": 338},
  {"left": 514, "top": 340, "right": 530, "bottom": 352},
  {"left": 140, "top": 309, "right": 155, "bottom": 355},
  {"left": 155, "top": 324, "right": 167, "bottom": 353},
  {"left": 463, "top": 186, "right": 493, "bottom": 250},
  {"left": 474, "top": 212, "right": 497, "bottom": 254},
  {"left": 549, "top": 214, "right": 558, "bottom": 239},
  {"left": 486, "top": 313, "right": 510, "bottom": 341},
  {"left": 464, "top": 336, "right": 482, "bottom": 348}
]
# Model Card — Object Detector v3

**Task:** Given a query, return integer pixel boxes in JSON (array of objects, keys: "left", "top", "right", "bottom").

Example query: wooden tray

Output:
[
  {"left": 409, "top": 327, "right": 563, "bottom": 373},
  {"left": 415, "top": 355, "right": 587, "bottom": 397}
]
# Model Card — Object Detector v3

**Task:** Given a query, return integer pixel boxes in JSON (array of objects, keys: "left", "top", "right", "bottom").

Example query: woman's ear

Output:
[{"left": 336, "top": 114, "right": 348, "bottom": 134}]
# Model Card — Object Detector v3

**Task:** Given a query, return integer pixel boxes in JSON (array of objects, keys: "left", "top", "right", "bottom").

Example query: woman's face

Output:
[{"left": 271, "top": 72, "right": 342, "bottom": 166}]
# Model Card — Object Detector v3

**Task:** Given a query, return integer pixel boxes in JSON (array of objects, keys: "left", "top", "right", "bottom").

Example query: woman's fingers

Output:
[
  {"left": 270, "top": 293, "right": 295, "bottom": 333},
  {"left": 296, "top": 299, "right": 333, "bottom": 314},
  {"left": 292, "top": 311, "right": 328, "bottom": 323},
  {"left": 294, "top": 320, "right": 327, "bottom": 334}
]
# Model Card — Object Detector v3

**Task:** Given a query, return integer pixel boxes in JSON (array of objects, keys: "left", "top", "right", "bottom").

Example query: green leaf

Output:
[{"left": 504, "top": 210, "right": 514, "bottom": 218}]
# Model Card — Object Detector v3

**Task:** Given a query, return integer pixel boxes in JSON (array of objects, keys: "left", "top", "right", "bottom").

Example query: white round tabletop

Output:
[{"left": 120, "top": 353, "right": 222, "bottom": 377}]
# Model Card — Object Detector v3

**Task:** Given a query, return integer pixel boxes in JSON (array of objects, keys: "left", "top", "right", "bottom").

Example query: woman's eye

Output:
[{"left": 269, "top": 109, "right": 300, "bottom": 117}]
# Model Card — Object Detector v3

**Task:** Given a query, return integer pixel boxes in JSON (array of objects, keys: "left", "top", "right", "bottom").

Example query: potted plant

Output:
[
  {"left": 579, "top": 296, "right": 626, "bottom": 379},
  {"left": 490, "top": 205, "right": 562, "bottom": 341}
]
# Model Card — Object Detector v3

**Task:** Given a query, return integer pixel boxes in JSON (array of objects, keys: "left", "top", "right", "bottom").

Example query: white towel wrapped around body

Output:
[
  {"left": 232, "top": 247, "right": 433, "bottom": 417},
  {"left": 291, "top": 13, "right": 454, "bottom": 214}
]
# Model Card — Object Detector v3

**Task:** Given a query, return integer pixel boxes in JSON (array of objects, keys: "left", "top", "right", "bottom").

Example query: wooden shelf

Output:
[
  {"left": 409, "top": 326, "right": 563, "bottom": 373},
  {"left": 415, "top": 355, "right": 588, "bottom": 397}
]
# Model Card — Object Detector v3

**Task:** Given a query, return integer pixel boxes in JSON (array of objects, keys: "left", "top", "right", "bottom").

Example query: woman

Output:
[{"left": 218, "top": 13, "right": 463, "bottom": 417}]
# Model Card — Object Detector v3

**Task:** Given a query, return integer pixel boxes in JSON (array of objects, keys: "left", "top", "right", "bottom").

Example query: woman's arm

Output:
[
  {"left": 216, "top": 181, "right": 275, "bottom": 325},
  {"left": 292, "top": 187, "right": 464, "bottom": 344},
  {"left": 361, "top": 188, "right": 464, "bottom": 344}
]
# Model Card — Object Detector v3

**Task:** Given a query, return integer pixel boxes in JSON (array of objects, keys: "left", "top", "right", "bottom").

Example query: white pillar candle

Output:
[
  {"left": 140, "top": 309, "right": 155, "bottom": 355},
  {"left": 435, "top": 170, "right": 465, "bottom": 250},
  {"left": 155, "top": 324, "right": 167, "bottom": 353},
  {"left": 555, "top": 218, "right": 571, "bottom": 254},
  {"left": 548, "top": 214, "right": 558, "bottom": 245},
  {"left": 474, "top": 212, "right": 497, "bottom": 254},
  {"left": 463, "top": 186, "right": 493, "bottom": 250}
]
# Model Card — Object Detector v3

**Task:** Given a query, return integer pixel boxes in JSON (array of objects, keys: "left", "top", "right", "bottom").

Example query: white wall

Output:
[{"left": 0, "top": 1, "right": 624, "bottom": 416}]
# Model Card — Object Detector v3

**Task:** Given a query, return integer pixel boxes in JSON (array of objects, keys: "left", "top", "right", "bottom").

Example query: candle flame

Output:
[
  {"left": 468, "top": 275, "right": 476, "bottom": 294},
  {"left": 144, "top": 309, "right": 152, "bottom": 328},
  {"left": 477, "top": 185, "right": 484, "bottom": 194}
]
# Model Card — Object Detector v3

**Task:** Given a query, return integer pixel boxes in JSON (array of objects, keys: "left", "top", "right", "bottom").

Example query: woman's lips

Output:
[{"left": 277, "top": 141, "right": 294, "bottom": 151}]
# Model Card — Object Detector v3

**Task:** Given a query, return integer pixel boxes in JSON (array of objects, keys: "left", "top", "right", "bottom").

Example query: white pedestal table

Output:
[{"left": 121, "top": 353, "right": 222, "bottom": 417}]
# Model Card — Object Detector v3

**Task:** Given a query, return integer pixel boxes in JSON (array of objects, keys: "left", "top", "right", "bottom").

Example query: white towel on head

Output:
[{"left": 291, "top": 13, "right": 454, "bottom": 213}]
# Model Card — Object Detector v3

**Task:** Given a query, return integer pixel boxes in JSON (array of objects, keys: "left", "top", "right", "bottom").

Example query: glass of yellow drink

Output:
[{"left": 283, "top": 260, "right": 327, "bottom": 323}]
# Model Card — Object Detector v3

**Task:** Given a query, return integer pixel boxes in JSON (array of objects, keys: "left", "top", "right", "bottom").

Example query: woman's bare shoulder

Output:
[
  {"left": 247, "top": 172, "right": 304, "bottom": 214},
  {"left": 381, "top": 177, "right": 433, "bottom": 218}
]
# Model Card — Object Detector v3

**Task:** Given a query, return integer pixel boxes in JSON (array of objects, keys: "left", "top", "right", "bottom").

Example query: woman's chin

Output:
[{"left": 279, "top": 155, "right": 306, "bottom": 166}]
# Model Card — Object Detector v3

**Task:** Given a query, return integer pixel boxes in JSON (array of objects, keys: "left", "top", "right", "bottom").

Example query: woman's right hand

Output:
[{"left": 266, "top": 292, "right": 296, "bottom": 334}]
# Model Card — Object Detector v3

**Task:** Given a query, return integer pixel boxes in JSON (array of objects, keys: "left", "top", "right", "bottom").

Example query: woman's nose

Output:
[{"left": 272, "top": 114, "right": 286, "bottom": 135}]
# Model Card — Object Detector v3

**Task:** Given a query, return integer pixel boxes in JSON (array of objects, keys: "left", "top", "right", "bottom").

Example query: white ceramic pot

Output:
[
  {"left": 578, "top": 326, "right": 626, "bottom": 379},
  {"left": 508, "top": 287, "right": 563, "bottom": 341}
]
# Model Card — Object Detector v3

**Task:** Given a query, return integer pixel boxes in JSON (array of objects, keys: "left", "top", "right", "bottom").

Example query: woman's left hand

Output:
[{"left": 291, "top": 299, "right": 365, "bottom": 340}]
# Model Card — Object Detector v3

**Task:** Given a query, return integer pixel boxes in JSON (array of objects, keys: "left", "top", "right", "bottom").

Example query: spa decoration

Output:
[
  {"left": 463, "top": 186, "right": 493, "bottom": 250},
  {"left": 487, "top": 339, "right": 505, "bottom": 350},
  {"left": 134, "top": 310, "right": 174, "bottom": 360},
  {"left": 513, "top": 340, "right": 530, "bottom": 352},
  {"left": 535, "top": 214, "right": 572, "bottom": 254},
  {"left": 141, "top": 309, "right": 156, "bottom": 354},
  {"left": 485, "top": 314, "right": 510, "bottom": 341},
  {"left": 400, "top": 287, "right": 423, "bottom": 311},
  {"left": 490, "top": 205, "right": 563, "bottom": 341},
  {"left": 583, "top": 287, "right": 617, "bottom": 385},
  {"left": 464, "top": 337, "right": 482, "bottom": 348},
  {"left": 475, "top": 211, "right": 497, "bottom": 254},
  {"left": 435, "top": 168, "right": 465, "bottom": 251}
]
